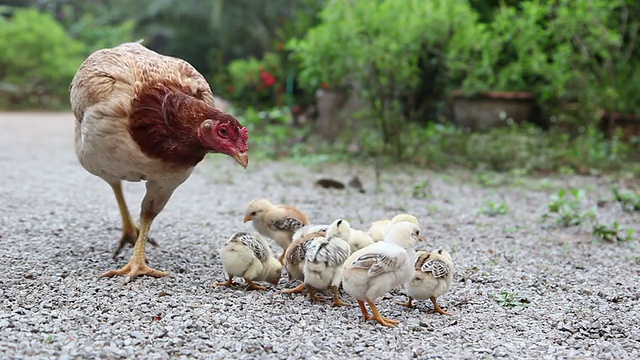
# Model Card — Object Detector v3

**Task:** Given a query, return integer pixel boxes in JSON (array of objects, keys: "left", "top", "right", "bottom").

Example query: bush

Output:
[
  {"left": 289, "top": 0, "right": 483, "bottom": 159},
  {"left": 0, "top": 8, "right": 84, "bottom": 109}
]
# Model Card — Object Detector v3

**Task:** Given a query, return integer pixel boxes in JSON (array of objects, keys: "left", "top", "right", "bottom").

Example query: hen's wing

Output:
[
  {"left": 421, "top": 258, "right": 450, "bottom": 278},
  {"left": 70, "top": 42, "right": 214, "bottom": 122}
]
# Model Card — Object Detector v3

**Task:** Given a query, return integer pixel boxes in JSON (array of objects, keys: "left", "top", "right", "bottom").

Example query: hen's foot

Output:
[
  {"left": 112, "top": 228, "right": 159, "bottom": 258},
  {"left": 100, "top": 258, "right": 167, "bottom": 282},
  {"left": 308, "top": 289, "right": 325, "bottom": 303},
  {"left": 246, "top": 280, "right": 267, "bottom": 291},
  {"left": 282, "top": 283, "right": 305, "bottom": 294}
]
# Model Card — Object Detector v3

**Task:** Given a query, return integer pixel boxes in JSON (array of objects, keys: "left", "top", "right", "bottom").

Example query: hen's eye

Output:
[{"left": 219, "top": 127, "right": 228, "bottom": 136}]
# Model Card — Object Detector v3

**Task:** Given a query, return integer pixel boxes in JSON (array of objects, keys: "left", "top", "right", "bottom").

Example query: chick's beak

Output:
[
  {"left": 418, "top": 235, "right": 424, "bottom": 242},
  {"left": 243, "top": 215, "right": 253, "bottom": 223},
  {"left": 232, "top": 152, "right": 248, "bottom": 169}
]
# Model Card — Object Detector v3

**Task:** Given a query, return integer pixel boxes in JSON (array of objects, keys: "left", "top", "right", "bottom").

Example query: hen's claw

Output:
[{"left": 100, "top": 260, "right": 167, "bottom": 282}]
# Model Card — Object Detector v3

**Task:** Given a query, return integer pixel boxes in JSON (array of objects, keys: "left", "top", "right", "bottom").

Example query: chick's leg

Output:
[
  {"left": 246, "top": 280, "right": 267, "bottom": 291},
  {"left": 216, "top": 274, "right": 237, "bottom": 287},
  {"left": 398, "top": 296, "right": 414, "bottom": 308},
  {"left": 282, "top": 283, "right": 305, "bottom": 294},
  {"left": 357, "top": 300, "right": 370, "bottom": 321},
  {"left": 110, "top": 182, "right": 158, "bottom": 257},
  {"left": 366, "top": 299, "right": 400, "bottom": 327},
  {"left": 101, "top": 181, "right": 174, "bottom": 282},
  {"left": 330, "top": 285, "right": 349, "bottom": 307},
  {"left": 429, "top": 296, "right": 451, "bottom": 315}
]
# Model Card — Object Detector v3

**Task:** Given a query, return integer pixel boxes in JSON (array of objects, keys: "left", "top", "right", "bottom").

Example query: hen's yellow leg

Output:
[
  {"left": 100, "top": 209, "right": 167, "bottom": 282},
  {"left": 397, "top": 296, "right": 414, "bottom": 308},
  {"left": 110, "top": 182, "right": 157, "bottom": 258},
  {"left": 429, "top": 296, "right": 451, "bottom": 315},
  {"left": 330, "top": 285, "right": 349, "bottom": 307},
  {"left": 366, "top": 299, "right": 400, "bottom": 327},
  {"left": 282, "top": 283, "right": 305, "bottom": 294}
]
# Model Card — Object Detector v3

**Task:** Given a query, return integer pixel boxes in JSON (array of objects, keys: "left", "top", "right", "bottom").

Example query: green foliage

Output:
[
  {"left": 67, "top": 13, "right": 135, "bottom": 53},
  {"left": 232, "top": 106, "right": 307, "bottom": 159},
  {"left": 226, "top": 53, "right": 287, "bottom": 108},
  {"left": 289, "top": 0, "right": 483, "bottom": 158},
  {"left": 542, "top": 189, "right": 594, "bottom": 227},
  {"left": 411, "top": 180, "right": 431, "bottom": 199},
  {"left": 495, "top": 291, "right": 532, "bottom": 310},
  {"left": 480, "top": 201, "right": 509, "bottom": 217},
  {"left": 592, "top": 221, "right": 636, "bottom": 242},
  {"left": 612, "top": 186, "right": 640, "bottom": 211},
  {"left": 458, "top": 0, "right": 640, "bottom": 121},
  {"left": 0, "top": 8, "right": 84, "bottom": 108}
]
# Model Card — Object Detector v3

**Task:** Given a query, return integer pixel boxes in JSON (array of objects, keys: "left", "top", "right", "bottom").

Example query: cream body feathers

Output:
[
  {"left": 347, "top": 229, "right": 374, "bottom": 253},
  {"left": 405, "top": 250, "right": 454, "bottom": 301},
  {"left": 303, "top": 219, "right": 351, "bottom": 290},
  {"left": 219, "top": 232, "right": 281, "bottom": 284},
  {"left": 367, "top": 214, "right": 420, "bottom": 242},
  {"left": 70, "top": 42, "right": 214, "bottom": 184},
  {"left": 342, "top": 222, "right": 422, "bottom": 301}
]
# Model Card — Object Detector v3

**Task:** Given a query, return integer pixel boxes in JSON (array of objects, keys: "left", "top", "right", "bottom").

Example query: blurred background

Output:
[{"left": 0, "top": 0, "right": 639, "bottom": 175}]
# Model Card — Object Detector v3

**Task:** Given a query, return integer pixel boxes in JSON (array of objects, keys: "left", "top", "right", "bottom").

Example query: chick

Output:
[
  {"left": 303, "top": 219, "right": 352, "bottom": 306},
  {"left": 292, "top": 224, "right": 329, "bottom": 243},
  {"left": 347, "top": 229, "right": 374, "bottom": 253},
  {"left": 342, "top": 222, "right": 423, "bottom": 327},
  {"left": 244, "top": 198, "right": 310, "bottom": 262},
  {"left": 399, "top": 249, "right": 454, "bottom": 315},
  {"left": 216, "top": 232, "right": 282, "bottom": 291},
  {"left": 281, "top": 231, "right": 323, "bottom": 294},
  {"left": 367, "top": 213, "right": 420, "bottom": 242}
]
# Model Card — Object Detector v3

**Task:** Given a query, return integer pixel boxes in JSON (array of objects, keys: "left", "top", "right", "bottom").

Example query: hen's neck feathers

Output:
[{"left": 129, "top": 83, "right": 210, "bottom": 167}]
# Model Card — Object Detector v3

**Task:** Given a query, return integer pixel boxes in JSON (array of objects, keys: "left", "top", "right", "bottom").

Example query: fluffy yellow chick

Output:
[
  {"left": 244, "top": 198, "right": 310, "bottom": 262},
  {"left": 303, "top": 219, "right": 352, "bottom": 306},
  {"left": 347, "top": 229, "right": 374, "bottom": 253},
  {"left": 342, "top": 222, "right": 423, "bottom": 327},
  {"left": 367, "top": 214, "right": 420, "bottom": 242},
  {"left": 292, "top": 224, "right": 328, "bottom": 243},
  {"left": 216, "top": 232, "right": 282, "bottom": 290},
  {"left": 399, "top": 249, "right": 454, "bottom": 315}
]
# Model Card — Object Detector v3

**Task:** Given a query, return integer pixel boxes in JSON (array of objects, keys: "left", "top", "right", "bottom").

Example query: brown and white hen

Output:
[{"left": 70, "top": 42, "right": 248, "bottom": 282}]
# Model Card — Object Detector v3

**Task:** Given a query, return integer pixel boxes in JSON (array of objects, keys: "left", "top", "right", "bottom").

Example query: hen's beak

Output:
[
  {"left": 232, "top": 152, "right": 248, "bottom": 169},
  {"left": 418, "top": 235, "right": 424, "bottom": 242},
  {"left": 243, "top": 215, "right": 253, "bottom": 223}
]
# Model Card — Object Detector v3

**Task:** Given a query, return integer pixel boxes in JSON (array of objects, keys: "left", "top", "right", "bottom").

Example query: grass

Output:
[{"left": 495, "top": 291, "right": 532, "bottom": 310}]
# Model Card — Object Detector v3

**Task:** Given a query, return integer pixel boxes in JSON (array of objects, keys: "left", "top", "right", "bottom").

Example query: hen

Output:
[{"left": 70, "top": 42, "right": 248, "bottom": 282}]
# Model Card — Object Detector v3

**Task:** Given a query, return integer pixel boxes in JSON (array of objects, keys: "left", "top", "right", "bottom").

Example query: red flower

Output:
[
  {"left": 275, "top": 42, "right": 285, "bottom": 51},
  {"left": 293, "top": 105, "right": 301, "bottom": 114},
  {"left": 320, "top": 82, "right": 330, "bottom": 89},
  {"left": 260, "top": 71, "right": 276, "bottom": 87},
  {"left": 226, "top": 85, "right": 234, "bottom": 94}
]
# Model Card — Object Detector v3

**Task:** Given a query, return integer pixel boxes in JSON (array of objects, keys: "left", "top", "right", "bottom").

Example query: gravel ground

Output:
[{"left": 1, "top": 112, "right": 639, "bottom": 359}]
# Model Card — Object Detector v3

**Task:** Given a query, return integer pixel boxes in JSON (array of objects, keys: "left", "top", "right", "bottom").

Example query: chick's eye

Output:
[{"left": 251, "top": 211, "right": 257, "bottom": 216}]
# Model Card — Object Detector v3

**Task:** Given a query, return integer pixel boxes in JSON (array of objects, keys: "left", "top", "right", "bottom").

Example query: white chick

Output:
[
  {"left": 347, "top": 229, "right": 374, "bottom": 253},
  {"left": 244, "top": 198, "right": 310, "bottom": 262},
  {"left": 342, "top": 221, "right": 423, "bottom": 327},
  {"left": 399, "top": 249, "right": 454, "bottom": 315},
  {"left": 303, "top": 219, "right": 352, "bottom": 306},
  {"left": 217, "top": 232, "right": 282, "bottom": 291},
  {"left": 367, "top": 213, "right": 420, "bottom": 242},
  {"left": 282, "top": 231, "right": 323, "bottom": 294},
  {"left": 292, "top": 224, "right": 329, "bottom": 243}
]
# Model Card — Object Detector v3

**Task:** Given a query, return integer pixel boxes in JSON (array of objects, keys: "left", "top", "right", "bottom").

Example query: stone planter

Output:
[
  {"left": 451, "top": 90, "right": 536, "bottom": 130},
  {"left": 600, "top": 112, "right": 640, "bottom": 141}
]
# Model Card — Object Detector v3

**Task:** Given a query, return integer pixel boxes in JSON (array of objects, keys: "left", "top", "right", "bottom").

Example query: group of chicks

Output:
[{"left": 216, "top": 198, "right": 454, "bottom": 328}]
